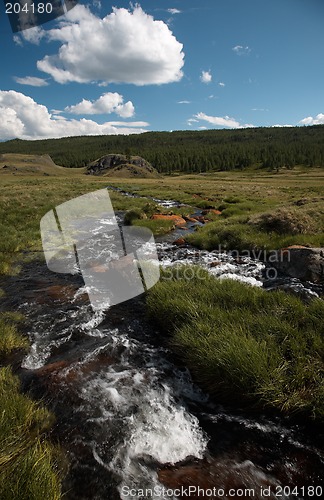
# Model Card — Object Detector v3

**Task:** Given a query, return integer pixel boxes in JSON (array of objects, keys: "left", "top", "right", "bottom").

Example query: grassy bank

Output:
[
  {"left": 147, "top": 266, "right": 324, "bottom": 419},
  {"left": 0, "top": 366, "right": 62, "bottom": 500},
  {"left": 0, "top": 313, "right": 62, "bottom": 499},
  {"left": 0, "top": 312, "right": 28, "bottom": 356}
]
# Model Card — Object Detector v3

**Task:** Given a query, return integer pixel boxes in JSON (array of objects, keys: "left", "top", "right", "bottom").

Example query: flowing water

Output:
[{"left": 1, "top": 190, "right": 324, "bottom": 499}]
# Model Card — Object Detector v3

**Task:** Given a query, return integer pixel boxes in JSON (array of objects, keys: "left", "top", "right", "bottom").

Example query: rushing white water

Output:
[
  {"left": 157, "top": 244, "right": 265, "bottom": 287},
  {"left": 33, "top": 315, "right": 209, "bottom": 498},
  {"left": 21, "top": 304, "right": 77, "bottom": 369},
  {"left": 81, "top": 328, "right": 208, "bottom": 498}
]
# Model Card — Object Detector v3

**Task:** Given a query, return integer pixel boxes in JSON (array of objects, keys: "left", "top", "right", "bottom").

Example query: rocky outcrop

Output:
[
  {"left": 272, "top": 246, "right": 324, "bottom": 283},
  {"left": 87, "top": 154, "right": 159, "bottom": 178}
]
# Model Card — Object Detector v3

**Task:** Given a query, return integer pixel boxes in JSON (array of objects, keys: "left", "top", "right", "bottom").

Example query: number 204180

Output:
[
  {"left": 275, "top": 485, "right": 322, "bottom": 497},
  {"left": 6, "top": 3, "right": 53, "bottom": 14}
]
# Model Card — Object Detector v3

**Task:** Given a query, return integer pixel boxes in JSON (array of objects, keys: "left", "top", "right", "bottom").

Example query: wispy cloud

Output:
[
  {"left": 167, "top": 8, "right": 181, "bottom": 14},
  {"left": 232, "top": 45, "right": 251, "bottom": 56},
  {"left": 178, "top": 100, "right": 191, "bottom": 104},
  {"left": 218, "top": 82, "right": 225, "bottom": 87},
  {"left": 251, "top": 108, "right": 269, "bottom": 112},
  {"left": 195, "top": 112, "right": 239, "bottom": 128},
  {"left": 14, "top": 76, "right": 49, "bottom": 87},
  {"left": 13, "top": 35, "right": 23, "bottom": 47},
  {"left": 187, "top": 118, "right": 199, "bottom": 126},
  {"left": 271, "top": 124, "right": 293, "bottom": 128},
  {"left": 194, "top": 112, "right": 254, "bottom": 129},
  {"left": 298, "top": 113, "right": 324, "bottom": 126},
  {"left": 200, "top": 70, "right": 212, "bottom": 84}
]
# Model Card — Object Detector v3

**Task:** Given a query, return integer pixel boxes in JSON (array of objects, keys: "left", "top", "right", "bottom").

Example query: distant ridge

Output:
[{"left": 0, "top": 126, "right": 324, "bottom": 173}]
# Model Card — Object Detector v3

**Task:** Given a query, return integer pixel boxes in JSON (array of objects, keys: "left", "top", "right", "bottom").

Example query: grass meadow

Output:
[{"left": 106, "top": 167, "right": 324, "bottom": 250}]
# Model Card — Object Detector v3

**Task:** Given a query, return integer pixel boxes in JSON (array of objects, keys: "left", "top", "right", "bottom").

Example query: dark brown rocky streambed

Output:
[{"left": 1, "top": 191, "right": 324, "bottom": 500}]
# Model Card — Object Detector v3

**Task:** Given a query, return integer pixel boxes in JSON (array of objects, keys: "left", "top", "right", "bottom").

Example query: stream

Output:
[{"left": 1, "top": 188, "right": 324, "bottom": 499}]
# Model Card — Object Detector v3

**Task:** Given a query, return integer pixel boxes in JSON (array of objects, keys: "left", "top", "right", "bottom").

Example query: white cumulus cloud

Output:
[
  {"left": 167, "top": 8, "right": 181, "bottom": 14},
  {"left": 65, "top": 93, "right": 135, "bottom": 118},
  {"left": 298, "top": 113, "right": 324, "bottom": 125},
  {"left": 14, "top": 76, "right": 49, "bottom": 87},
  {"left": 0, "top": 90, "right": 148, "bottom": 140},
  {"left": 218, "top": 82, "right": 225, "bottom": 87},
  {"left": 200, "top": 70, "right": 212, "bottom": 84},
  {"left": 194, "top": 112, "right": 253, "bottom": 129},
  {"left": 37, "top": 4, "right": 184, "bottom": 85}
]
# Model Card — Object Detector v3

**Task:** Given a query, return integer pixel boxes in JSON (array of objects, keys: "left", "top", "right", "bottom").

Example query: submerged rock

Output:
[
  {"left": 151, "top": 214, "right": 187, "bottom": 226},
  {"left": 173, "top": 237, "right": 186, "bottom": 246},
  {"left": 202, "top": 209, "right": 222, "bottom": 216},
  {"left": 158, "top": 456, "right": 278, "bottom": 499},
  {"left": 185, "top": 216, "right": 200, "bottom": 223}
]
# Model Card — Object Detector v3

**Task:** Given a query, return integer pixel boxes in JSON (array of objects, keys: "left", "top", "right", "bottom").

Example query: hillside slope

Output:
[{"left": 0, "top": 154, "right": 83, "bottom": 175}]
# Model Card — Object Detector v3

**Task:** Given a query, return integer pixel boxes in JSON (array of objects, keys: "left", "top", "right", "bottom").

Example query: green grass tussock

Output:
[
  {"left": 248, "top": 207, "right": 317, "bottom": 235},
  {"left": 0, "top": 312, "right": 28, "bottom": 357},
  {"left": 147, "top": 267, "right": 324, "bottom": 418},
  {"left": 0, "top": 367, "right": 62, "bottom": 500},
  {"left": 124, "top": 208, "right": 147, "bottom": 225},
  {"left": 132, "top": 218, "right": 175, "bottom": 236}
]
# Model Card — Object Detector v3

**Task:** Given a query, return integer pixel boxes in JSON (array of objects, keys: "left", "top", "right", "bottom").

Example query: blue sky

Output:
[{"left": 0, "top": 0, "right": 324, "bottom": 140}]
